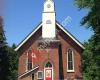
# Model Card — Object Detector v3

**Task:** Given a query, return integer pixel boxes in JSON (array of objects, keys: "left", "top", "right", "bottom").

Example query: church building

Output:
[{"left": 15, "top": 0, "right": 84, "bottom": 80}]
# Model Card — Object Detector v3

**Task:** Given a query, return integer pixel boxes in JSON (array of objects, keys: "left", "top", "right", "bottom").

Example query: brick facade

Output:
[{"left": 17, "top": 25, "right": 83, "bottom": 80}]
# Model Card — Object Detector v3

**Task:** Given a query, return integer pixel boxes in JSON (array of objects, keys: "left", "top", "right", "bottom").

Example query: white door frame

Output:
[{"left": 44, "top": 62, "right": 54, "bottom": 80}]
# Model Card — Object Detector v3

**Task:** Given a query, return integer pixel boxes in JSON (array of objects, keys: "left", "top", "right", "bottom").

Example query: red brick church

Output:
[{"left": 15, "top": 0, "right": 84, "bottom": 80}]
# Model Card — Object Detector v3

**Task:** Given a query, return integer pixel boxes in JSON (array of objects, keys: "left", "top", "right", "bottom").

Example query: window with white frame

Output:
[
  {"left": 37, "top": 71, "right": 43, "bottom": 79},
  {"left": 67, "top": 49, "right": 74, "bottom": 72}
]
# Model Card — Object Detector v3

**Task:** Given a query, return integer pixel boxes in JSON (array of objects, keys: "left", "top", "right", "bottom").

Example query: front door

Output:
[{"left": 44, "top": 62, "right": 53, "bottom": 80}]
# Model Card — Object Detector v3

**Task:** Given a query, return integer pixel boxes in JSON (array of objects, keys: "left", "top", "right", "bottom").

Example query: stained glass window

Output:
[{"left": 45, "top": 62, "right": 52, "bottom": 68}]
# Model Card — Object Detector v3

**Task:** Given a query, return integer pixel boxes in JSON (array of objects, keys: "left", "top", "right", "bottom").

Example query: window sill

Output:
[
  {"left": 37, "top": 78, "right": 43, "bottom": 80},
  {"left": 67, "top": 70, "right": 75, "bottom": 73}
]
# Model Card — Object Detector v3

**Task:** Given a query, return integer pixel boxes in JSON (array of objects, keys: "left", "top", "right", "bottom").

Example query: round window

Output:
[{"left": 47, "top": 4, "right": 51, "bottom": 8}]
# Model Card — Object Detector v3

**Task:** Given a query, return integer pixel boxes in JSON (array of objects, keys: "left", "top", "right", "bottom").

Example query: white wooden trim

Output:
[
  {"left": 15, "top": 23, "right": 42, "bottom": 51},
  {"left": 44, "top": 68, "right": 45, "bottom": 80},
  {"left": 37, "top": 71, "right": 43, "bottom": 79},
  {"left": 56, "top": 22, "right": 85, "bottom": 49},
  {"left": 31, "top": 50, "right": 34, "bottom": 69},
  {"left": 15, "top": 22, "right": 84, "bottom": 51},
  {"left": 26, "top": 50, "right": 34, "bottom": 71},
  {"left": 44, "top": 62, "right": 54, "bottom": 80},
  {"left": 25, "top": 52, "right": 28, "bottom": 72},
  {"left": 18, "top": 66, "right": 39, "bottom": 78},
  {"left": 67, "top": 49, "right": 75, "bottom": 72}
]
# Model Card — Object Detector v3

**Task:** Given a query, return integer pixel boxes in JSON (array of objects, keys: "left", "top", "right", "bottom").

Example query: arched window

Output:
[
  {"left": 46, "top": 20, "right": 52, "bottom": 24},
  {"left": 45, "top": 62, "right": 52, "bottom": 68},
  {"left": 67, "top": 49, "right": 74, "bottom": 72}
]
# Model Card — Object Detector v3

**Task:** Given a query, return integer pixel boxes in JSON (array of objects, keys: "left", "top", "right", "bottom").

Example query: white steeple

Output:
[
  {"left": 42, "top": 0, "right": 56, "bottom": 38},
  {"left": 44, "top": 0, "right": 55, "bottom": 12}
]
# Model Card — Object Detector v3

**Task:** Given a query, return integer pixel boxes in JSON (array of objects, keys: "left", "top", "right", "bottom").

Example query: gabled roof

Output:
[
  {"left": 15, "top": 22, "right": 84, "bottom": 51},
  {"left": 56, "top": 21, "right": 85, "bottom": 49}
]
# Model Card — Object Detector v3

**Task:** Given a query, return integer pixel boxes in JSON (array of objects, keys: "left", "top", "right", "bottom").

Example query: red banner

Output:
[
  {"left": 45, "top": 68, "right": 52, "bottom": 80},
  {"left": 27, "top": 48, "right": 40, "bottom": 64}
]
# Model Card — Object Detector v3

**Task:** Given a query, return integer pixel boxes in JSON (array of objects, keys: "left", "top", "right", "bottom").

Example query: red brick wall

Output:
[
  {"left": 58, "top": 35, "right": 82, "bottom": 79},
  {"left": 18, "top": 26, "right": 83, "bottom": 80}
]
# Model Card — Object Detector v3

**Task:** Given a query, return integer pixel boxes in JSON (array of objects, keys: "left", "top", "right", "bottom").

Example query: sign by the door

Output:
[{"left": 45, "top": 68, "right": 52, "bottom": 80}]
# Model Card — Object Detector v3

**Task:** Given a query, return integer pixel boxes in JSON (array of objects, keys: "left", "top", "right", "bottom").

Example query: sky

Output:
[{"left": 1, "top": 0, "right": 93, "bottom": 45}]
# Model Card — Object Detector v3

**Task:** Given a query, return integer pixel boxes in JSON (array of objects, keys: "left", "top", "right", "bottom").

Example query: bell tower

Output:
[{"left": 42, "top": 0, "right": 56, "bottom": 38}]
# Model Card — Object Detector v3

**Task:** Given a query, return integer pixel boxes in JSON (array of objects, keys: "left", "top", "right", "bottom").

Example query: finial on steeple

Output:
[{"left": 45, "top": 0, "right": 53, "bottom": 2}]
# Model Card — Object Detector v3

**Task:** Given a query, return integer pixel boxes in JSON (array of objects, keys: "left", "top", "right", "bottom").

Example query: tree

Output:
[
  {"left": 82, "top": 38, "right": 100, "bottom": 80},
  {"left": 75, "top": 0, "right": 100, "bottom": 79},
  {"left": 0, "top": 16, "right": 18, "bottom": 80},
  {"left": 7, "top": 44, "right": 18, "bottom": 80},
  {"left": 0, "top": 16, "right": 9, "bottom": 80}
]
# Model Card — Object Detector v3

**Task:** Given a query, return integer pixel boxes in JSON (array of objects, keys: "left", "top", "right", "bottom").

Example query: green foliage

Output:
[
  {"left": 0, "top": 16, "right": 18, "bottom": 80},
  {"left": 75, "top": 0, "right": 100, "bottom": 30},
  {"left": 0, "top": 46, "right": 10, "bottom": 80},
  {"left": 0, "top": 16, "right": 6, "bottom": 46},
  {"left": 7, "top": 44, "right": 18, "bottom": 80},
  {"left": 74, "top": 0, "right": 100, "bottom": 79},
  {"left": 75, "top": 0, "right": 95, "bottom": 9},
  {"left": 82, "top": 38, "right": 100, "bottom": 80},
  {"left": 0, "top": 16, "right": 9, "bottom": 80}
]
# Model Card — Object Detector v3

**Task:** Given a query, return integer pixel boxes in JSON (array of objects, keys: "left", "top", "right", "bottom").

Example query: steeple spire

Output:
[{"left": 42, "top": 0, "right": 56, "bottom": 38}]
